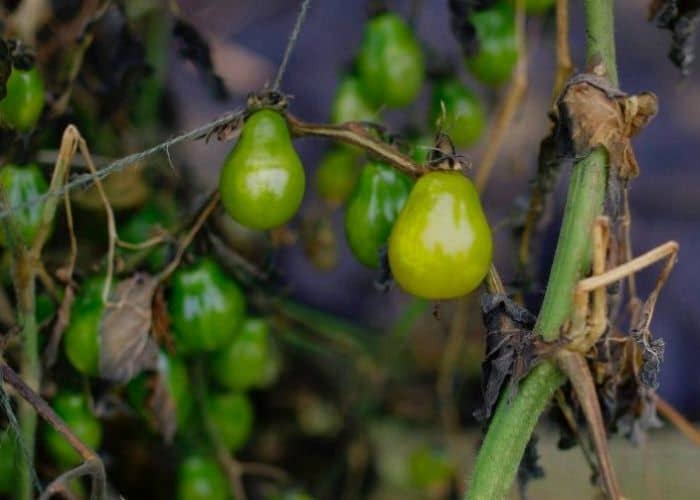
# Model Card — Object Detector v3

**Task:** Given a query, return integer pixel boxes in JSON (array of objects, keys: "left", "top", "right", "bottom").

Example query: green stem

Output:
[{"left": 465, "top": 0, "right": 617, "bottom": 497}]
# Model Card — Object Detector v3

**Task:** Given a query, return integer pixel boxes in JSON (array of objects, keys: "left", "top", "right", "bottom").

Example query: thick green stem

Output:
[{"left": 465, "top": 1, "right": 617, "bottom": 498}]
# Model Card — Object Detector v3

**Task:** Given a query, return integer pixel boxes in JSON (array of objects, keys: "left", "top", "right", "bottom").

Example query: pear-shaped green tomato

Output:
[
  {"left": 331, "top": 75, "right": 378, "bottom": 124},
  {"left": 44, "top": 392, "right": 102, "bottom": 467},
  {"left": 466, "top": 3, "right": 518, "bottom": 86},
  {"left": 219, "top": 110, "right": 305, "bottom": 230},
  {"left": 0, "top": 164, "right": 50, "bottom": 247},
  {"left": 211, "top": 318, "right": 275, "bottom": 390},
  {"left": 388, "top": 172, "right": 492, "bottom": 299},
  {"left": 430, "top": 79, "right": 485, "bottom": 147},
  {"left": 314, "top": 148, "right": 358, "bottom": 207},
  {"left": 168, "top": 259, "right": 246, "bottom": 354},
  {"left": 357, "top": 12, "right": 425, "bottom": 107},
  {"left": 177, "top": 455, "right": 228, "bottom": 500},
  {"left": 0, "top": 67, "right": 45, "bottom": 131},
  {"left": 205, "top": 392, "right": 253, "bottom": 452},
  {"left": 344, "top": 161, "right": 413, "bottom": 268}
]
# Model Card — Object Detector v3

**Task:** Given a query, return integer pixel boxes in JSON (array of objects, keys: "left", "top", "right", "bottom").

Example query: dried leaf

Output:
[
  {"left": 555, "top": 74, "right": 658, "bottom": 179},
  {"left": 146, "top": 372, "right": 178, "bottom": 443},
  {"left": 151, "top": 286, "right": 174, "bottom": 353},
  {"left": 99, "top": 273, "right": 159, "bottom": 382}
]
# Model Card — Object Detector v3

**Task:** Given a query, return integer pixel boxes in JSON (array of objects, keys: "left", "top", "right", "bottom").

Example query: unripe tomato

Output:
[
  {"left": 357, "top": 12, "right": 425, "bottom": 107},
  {"left": 120, "top": 198, "right": 177, "bottom": 270},
  {"left": 388, "top": 172, "right": 492, "bottom": 299},
  {"left": 430, "top": 79, "right": 485, "bottom": 147},
  {"left": 44, "top": 392, "right": 102, "bottom": 467},
  {"left": 314, "top": 148, "right": 358, "bottom": 207},
  {"left": 168, "top": 259, "right": 246, "bottom": 354},
  {"left": 211, "top": 318, "right": 276, "bottom": 391},
  {"left": 127, "top": 351, "right": 193, "bottom": 429},
  {"left": 411, "top": 135, "right": 435, "bottom": 165},
  {"left": 177, "top": 455, "right": 228, "bottom": 500},
  {"left": 0, "top": 67, "right": 45, "bottom": 131},
  {"left": 205, "top": 392, "right": 253, "bottom": 452},
  {"left": 466, "top": 3, "right": 518, "bottom": 86},
  {"left": 0, "top": 430, "right": 18, "bottom": 493},
  {"left": 64, "top": 276, "right": 110, "bottom": 376},
  {"left": 219, "top": 109, "right": 305, "bottom": 230},
  {"left": 331, "top": 75, "right": 378, "bottom": 124},
  {"left": 345, "top": 161, "right": 413, "bottom": 268},
  {"left": 0, "top": 164, "right": 50, "bottom": 247}
]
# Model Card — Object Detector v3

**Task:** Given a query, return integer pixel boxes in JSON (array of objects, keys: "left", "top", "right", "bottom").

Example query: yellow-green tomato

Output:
[
  {"left": 0, "top": 67, "right": 45, "bottom": 131},
  {"left": 357, "top": 12, "right": 425, "bottom": 107},
  {"left": 0, "top": 163, "right": 50, "bottom": 247},
  {"left": 0, "top": 430, "right": 18, "bottom": 493},
  {"left": 205, "top": 392, "right": 253, "bottom": 452},
  {"left": 331, "top": 75, "right": 378, "bottom": 124},
  {"left": 219, "top": 109, "right": 305, "bottom": 230},
  {"left": 44, "top": 392, "right": 102, "bottom": 467},
  {"left": 177, "top": 455, "right": 228, "bottom": 500},
  {"left": 168, "top": 259, "right": 246, "bottom": 354},
  {"left": 466, "top": 2, "right": 518, "bottom": 86},
  {"left": 314, "top": 148, "right": 358, "bottom": 207},
  {"left": 388, "top": 172, "right": 492, "bottom": 299},
  {"left": 345, "top": 161, "right": 413, "bottom": 268},
  {"left": 211, "top": 318, "right": 276, "bottom": 391},
  {"left": 430, "top": 79, "right": 485, "bottom": 147}
]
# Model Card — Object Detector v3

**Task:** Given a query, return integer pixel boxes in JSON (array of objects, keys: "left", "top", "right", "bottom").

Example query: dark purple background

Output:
[{"left": 168, "top": 0, "right": 700, "bottom": 417}]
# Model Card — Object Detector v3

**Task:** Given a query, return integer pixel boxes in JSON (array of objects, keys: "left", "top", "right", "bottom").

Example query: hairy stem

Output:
[{"left": 465, "top": 0, "right": 617, "bottom": 497}]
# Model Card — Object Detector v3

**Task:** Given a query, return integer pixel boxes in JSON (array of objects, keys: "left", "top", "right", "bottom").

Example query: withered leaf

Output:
[
  {"left": 146, "top": 371, "right": 178, "bottom": 443},
  {"left": 99, "top": 273, "right": 159, "bottom": 382},
  {"left": 555, "top": 73, "right": 658, "bottom": 179},
  {"left": 632, "top": 330, "right": 665, "bottom": 390}
]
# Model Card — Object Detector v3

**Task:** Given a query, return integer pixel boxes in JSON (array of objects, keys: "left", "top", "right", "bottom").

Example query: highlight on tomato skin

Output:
[
  {"left": 219, "top": 109, "right": 306, "bottom": 230},
  {"left": 388, "top": 171, "right": 493, "bottom": 300},
  {"left": 177, "top": 455, "right": 228, "bottom": 500},
  {"left": 430, "top": 78, "right": 486, "bottom": 148}
]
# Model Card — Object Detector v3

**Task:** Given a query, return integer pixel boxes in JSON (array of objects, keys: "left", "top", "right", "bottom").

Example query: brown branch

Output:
[{"left": 655, "top": 395, "right": 700, "bottom": 447}]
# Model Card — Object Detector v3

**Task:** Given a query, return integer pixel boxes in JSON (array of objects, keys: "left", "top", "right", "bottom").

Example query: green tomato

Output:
[
  {"left": 357, "top": 12, "right": 425, "bottom": 107},
  {"left": 0, "top": 67, "right": 45, "bottom": 131},
  {"left": 408, "top": 446, "right": 454, "bottom": 489},
  {"left": 430, "top": 79, "right": 485, "bottom": 147},
  {"left": 211, "top": 318, "right": 275, "bottom": 391},
  {"left": 0, "top": 430, "right": 18, "bottom": 493},
  {"left": 120, "top": 199, "right": 177, "bottom": 270},
  {"left": 64, "top": 276, "right": 110, "bottom": 376},
  {"left": 410, "top": 135, "right": 434, "bottom": 165},
  {"left": 466, "top": 2, "right": 519, "bottom": 86},
  {"left": 0, "top": 164, "right": 50, "bottom": 247},
  {"left": 206, "top": 392, "right": 253, "bottom": 452},
  {"left": 388, "top": 172, "right": 492, "bottom": 299},
  {"left": 127, "top": 351, "right": 193, "bottom": 429},
  {"left": 168, "top": 259, "right": 246, "bottom": 354},
  {"left": 344, "top": 161, "right": 413, "bottom": 268},
  {"left": 314, "top": 148, "right": 358, "bottom": 207},
  {"left": 219, "top": 109, "right": 305, "bottom": 230},
  {"left": 331, "top": 75, "right": 378, "bottom": 124},
  {"left": 177, "top": 455, "right": 228, "bottom": 500},
  {"left": 44, "top": 392, "right": 102, "bottom": 467}
]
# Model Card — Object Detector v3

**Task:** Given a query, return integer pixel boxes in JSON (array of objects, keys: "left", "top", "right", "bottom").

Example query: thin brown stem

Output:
[
  {"left": 655, "top": 395, "right": 700, "bottom": 447},
  {"left": 553, "top": 0, "right": 574, "bottom": 99}
]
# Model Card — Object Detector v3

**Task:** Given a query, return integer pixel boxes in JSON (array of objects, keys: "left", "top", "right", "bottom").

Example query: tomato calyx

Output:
[
  {"left": 419, "top": 133, "right": 469, "bottom": 173},
  {"left": 246, "top": 90, "right": 290, "bottom": 113}
]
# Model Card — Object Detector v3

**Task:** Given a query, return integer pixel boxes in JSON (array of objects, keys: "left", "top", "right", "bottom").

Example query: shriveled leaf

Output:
[
  {"left": 146, "top": 372, "right": 178, "bottom": 443},
  {"left": 151, "top": 286, "right": 174, "bottom": 353},
  {"left": 99, "top": 273, "right": 159, "bottom": 382}
]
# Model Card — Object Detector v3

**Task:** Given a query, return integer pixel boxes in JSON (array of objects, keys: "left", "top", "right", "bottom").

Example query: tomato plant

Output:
[
  {"left": 465, "top": 2, "right": 518, "bottom": 86},
  {"left": 120, "top": 198, "right": 177, "bottom": 270},
  {"left": 430, "top": 78, "right": 485, "bottom": 147},
  {"left": 43, "top": 392, "right": 102, "bottom": 467},
  {"left": 205, "top": 392, "right": 254, "bottom": 452},
  {"left": 177, "top": 455, "right": 228, "bottom": 500},
  {"left": 0, "top": 164, "right": 49, "bottom": 247},
  {"left": 219, "top": 109, "right": 305, "bottom": 230},
  {"left": 168, "top": 259, "right": 246, "bottom": 353},
  {"left": 0, "top": 66, "right": 45, "bottom": 131},
  {"left": 314, "top": 148, "right": 358, "bottom": 207},
  {"left": 388, "top": 171, "right": 492, "bottom": 299},
  {"left": 345, "top": 160, "right": 413, "bottom": 268},
  {"left": 330, "top": 74, "right": 378, "bottom": 124}
]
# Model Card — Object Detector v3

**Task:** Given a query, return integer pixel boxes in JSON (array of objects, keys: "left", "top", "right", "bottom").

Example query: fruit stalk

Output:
[{"left": 464, "top": 0, "right": 617, "bottom": 498}]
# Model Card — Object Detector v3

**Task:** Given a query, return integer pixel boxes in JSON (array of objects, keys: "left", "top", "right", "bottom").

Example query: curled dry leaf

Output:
[
  {"left": 146, "top": 372, "right": 178, "bottom": 443},
  {"left": 554, "top": 73, "right": 658, "bottom": 179},
  {"left": 99, "top": 273, "right": 159, "bottom": 382}
]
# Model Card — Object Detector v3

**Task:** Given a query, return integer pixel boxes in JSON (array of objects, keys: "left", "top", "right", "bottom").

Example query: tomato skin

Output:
[
  {"left": 0, "top": 164, "right": 50, "bottom": 247},
  {"left": 120, "top": 199, "right": 177, "bottom": 270},
  {"left": 211, "top": 318, "right": 275, "bottom": 390},
  {"left": 314, "top": 148, "right": 358, "bottom": 207},
  {"left": 206, "top": 392, "right": 254, "bottom": 452},
  {"left": 466, "top": 3, "right": 518, "bottom": 86},
  {"left": 177, "top": 455, "right": 228, "bottom": 500},
  {"left": 430, "top": 79, "right": 485, "bottom": 147},
  {"left": 331, "top": 75, "right": 378, "bottom": 124},
  {"left": 345, "top": 161, "right": 413, "bottom": 268},
  {"left": 388, "top": 172, "right": 492, "bottom": 299},
  {"left": 219, "top": 110, "right": 305, "bottom": 230},
  {"left": 357, "top": 12, "right": 425, "bottom": 107},
  {"left": 168, "top": 259, "right": 246, "bottom": 354},
  {"left": 44, "top": 392, "right": 102, "bottom": 467},
  {"left": 0, "top": 67, "right": 45, "bottom": 131}
]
